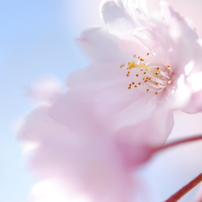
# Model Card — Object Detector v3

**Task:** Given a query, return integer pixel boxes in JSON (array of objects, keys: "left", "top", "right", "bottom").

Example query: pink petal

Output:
[
  {"left": 114, "top": 103, "right": 174, "bottom": 167},
  {"left": 19, "top": 105, "right": 138, "bottom": 202},
  {"left": 181, "top": 90, "right": 202, "bottom": 113},
  {"left": 54, "top": 61, "right": 158, "bottom": 132},
  {"left": 131, "top": 27, "right": 170, "bottom": 64},
  {"left": 178, "top": 72, "right": 202, "bottom": 113}
]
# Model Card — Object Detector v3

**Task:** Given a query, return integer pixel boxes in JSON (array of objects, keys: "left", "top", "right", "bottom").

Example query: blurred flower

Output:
[
  {"left": 18, "top": 89, "right": 152, "bottom": 202},
  {"left": 26, "top": 76, "right": 64, "bottom": 105}
]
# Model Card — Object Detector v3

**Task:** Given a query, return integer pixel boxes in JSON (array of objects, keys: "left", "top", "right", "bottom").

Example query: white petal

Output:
[
  {"left": 77, "top": 27, "right": 135, "bottom": 62},
  {"left": 160, "top": 2, "right": 199, "bottom": 74},
  {"left": 100, "top": 0, "right": 148, "bottom": 36}
]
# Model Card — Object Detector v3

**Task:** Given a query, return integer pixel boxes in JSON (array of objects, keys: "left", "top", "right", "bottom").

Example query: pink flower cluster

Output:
[{"left": 18, "top": 0, "right": 202, "bottom": 201}]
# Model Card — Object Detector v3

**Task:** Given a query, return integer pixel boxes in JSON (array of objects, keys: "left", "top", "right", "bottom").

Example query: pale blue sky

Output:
[{"left": 0, "top": 1, "right": 91, "bottom": 201}]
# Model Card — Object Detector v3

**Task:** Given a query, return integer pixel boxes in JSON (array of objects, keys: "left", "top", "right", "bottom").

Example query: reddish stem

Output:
[
  {"left": 154, "top": 135, "right": 202, "bottom": 153},
  {"left": 152, "top": 135, "right": 202, "bottom": 201},
  {"left": 164, "top": 173, "right": 202, "bottom": 202}
]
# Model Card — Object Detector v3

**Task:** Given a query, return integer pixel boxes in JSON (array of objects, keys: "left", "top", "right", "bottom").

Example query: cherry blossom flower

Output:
[{"left": 65, "top": 0, "right": 202, "bottom": 142}]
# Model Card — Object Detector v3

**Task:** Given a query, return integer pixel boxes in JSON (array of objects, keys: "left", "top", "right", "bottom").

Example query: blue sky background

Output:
[{"left": 1, "top": 0, "right": 202, "bottom": 202}]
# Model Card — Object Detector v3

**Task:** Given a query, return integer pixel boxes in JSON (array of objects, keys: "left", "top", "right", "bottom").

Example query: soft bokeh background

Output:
[{"left": 1, "top": 0, "right": 202, "bottom": 201}]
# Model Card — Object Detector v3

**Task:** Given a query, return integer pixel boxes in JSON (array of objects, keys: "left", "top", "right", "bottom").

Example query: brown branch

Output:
[
  {"left": 154, "top": 135, "right": 202, "bottom": 153},
  {"left": 164, "top": 173, "right": 202, "bottom": 202}
]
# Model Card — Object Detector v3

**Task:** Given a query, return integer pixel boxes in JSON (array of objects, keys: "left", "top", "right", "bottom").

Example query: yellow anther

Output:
[
  {"left": 146, "top": 89, "right": 150, "bottom": 92},
  {"left": 136, "top": 74, "right": 139, "bottom": 77},
  {"left": 147, "top": 52, "right": 150, "bottom": 55},
  {"left": 168, "top": 80, "right": 173, "bottom": 85}
]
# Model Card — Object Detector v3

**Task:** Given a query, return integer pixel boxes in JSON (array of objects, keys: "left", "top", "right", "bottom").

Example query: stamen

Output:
[
  {"left": 125, "top": 69, "right": 131, "bottom": 76},
  {"left": 122, "top": 55, "right": 172, "bottom": 95},
  {"left": 168, "top": 80, "right": 173, "bottom": 85}
]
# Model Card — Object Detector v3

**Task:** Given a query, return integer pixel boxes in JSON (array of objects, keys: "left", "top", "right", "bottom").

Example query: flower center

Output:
[{"left": 120, "top": 53, "right": 173, "bottom": 95}]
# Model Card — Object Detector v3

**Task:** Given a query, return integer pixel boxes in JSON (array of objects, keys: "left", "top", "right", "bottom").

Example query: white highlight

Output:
[
  {"left": 171, "top": 75, "right": 191, "bottom": 108},
  {"left": 22, "top": 141, "right": 39, "bottom": 154},
  {"left": 187, "top": 72, "right": 202, "bottom": 92},
  {"left": 30, "top": 179, "right": 91, "bottom": 202},
  {"left": 185, "top": 60, "right": 194, "bottom": 76}
]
